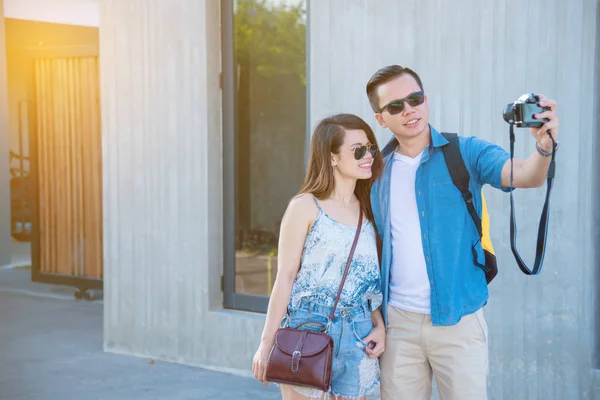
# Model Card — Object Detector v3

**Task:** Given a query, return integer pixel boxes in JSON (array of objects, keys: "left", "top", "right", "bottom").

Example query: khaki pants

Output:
[{"left": 380, "top": 306, "right": 489, "bottom": 400}]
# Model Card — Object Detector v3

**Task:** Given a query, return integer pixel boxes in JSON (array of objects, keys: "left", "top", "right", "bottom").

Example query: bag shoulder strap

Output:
[
  {"left": 440, "top": 132, "right": 483, "bottom": 239},
  {"left": 328, "top": 212, "right": 363, "bottom": 322}
]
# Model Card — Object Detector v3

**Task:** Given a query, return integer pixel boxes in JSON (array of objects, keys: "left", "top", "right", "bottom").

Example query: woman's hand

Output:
[
  {"left": 363, "top": 323, "right": 386, "bottom": 359},
  {"left": 252, "top": 340, "right": 274, "bottom": 387}
]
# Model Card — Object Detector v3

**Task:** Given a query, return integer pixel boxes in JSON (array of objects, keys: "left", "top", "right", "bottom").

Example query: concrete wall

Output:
[
  {"left": 100, "top": 0, "right": 265, "bottom": 372},
  {"left": 593, "top": 0, "right": 600, "bottom": 393},
  {"left": 309, "top": 0, "right": 599, "bottom": 399},
  {"left": 0, "top": 0, "right": 11, "bottom": 266},
  {"left": 0, "top": 0, "right": 10, "bottom": 266}
]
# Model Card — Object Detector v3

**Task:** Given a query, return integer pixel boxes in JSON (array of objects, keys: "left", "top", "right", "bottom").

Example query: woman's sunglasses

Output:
[
  {"left": 379, "top": 91, "right": 425, "bottom": 115},
  {"left": 353, "top": 144, "right": 378, "bottom": 160}
]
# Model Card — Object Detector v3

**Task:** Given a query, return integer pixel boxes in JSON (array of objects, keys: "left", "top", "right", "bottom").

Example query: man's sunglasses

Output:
[
  {"left": 379, "top": 91, "right": 426, "bottom": 115},
  {"left": 353, "top": 144, "right": 378, "bottom": 160}
]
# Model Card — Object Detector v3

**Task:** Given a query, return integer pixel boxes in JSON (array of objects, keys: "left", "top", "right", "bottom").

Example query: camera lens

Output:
[{"left": 502, "top": 104, "right": 515, "bottom": 124}]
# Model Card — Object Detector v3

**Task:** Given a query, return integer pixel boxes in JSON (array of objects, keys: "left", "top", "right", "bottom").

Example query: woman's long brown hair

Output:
[{"left": 298, "top": 114, "right": 383, "bottom": 225}]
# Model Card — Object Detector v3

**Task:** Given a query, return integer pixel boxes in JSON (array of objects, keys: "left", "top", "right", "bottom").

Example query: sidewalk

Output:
[
  {"left": 0, "top": 268, "right": 385, "bottom": 399},
  {"left": 0, "top": 268, "right": 282, "bottom": 400}
]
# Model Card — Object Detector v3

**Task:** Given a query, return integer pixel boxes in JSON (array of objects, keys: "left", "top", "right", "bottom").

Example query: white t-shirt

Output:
[{"left": 388, "top": 150, "right": 431, "bottom": 314}]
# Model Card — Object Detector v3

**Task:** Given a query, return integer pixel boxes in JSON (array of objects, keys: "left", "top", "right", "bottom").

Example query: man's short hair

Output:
[{"left": 366, "top": 65, "right": 424, "bottom": 112}]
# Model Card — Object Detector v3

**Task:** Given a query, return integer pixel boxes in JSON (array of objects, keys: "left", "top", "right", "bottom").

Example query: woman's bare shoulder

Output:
[{"left": 283, "top": 193, "right": 319, "bottom": 225}]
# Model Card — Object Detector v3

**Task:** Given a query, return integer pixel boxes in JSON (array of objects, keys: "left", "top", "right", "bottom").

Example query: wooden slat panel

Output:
[
  {"left": 35, "top": 60, "right": 50, "bottom": 273},
  {"left": 70, "top": 57, "right": 85, "bottom": 277},
  {"left": 81, "top": 56, "right": 103, "bottom": 279},
  {"left": 55, "top": 58, "right": 70, "bottom": 275},
  {"left": 57, "top": 58, "right": 71, "bottom": 275},
  {"left": 34, "top": 56, "right": 103, "bottom": 279}
]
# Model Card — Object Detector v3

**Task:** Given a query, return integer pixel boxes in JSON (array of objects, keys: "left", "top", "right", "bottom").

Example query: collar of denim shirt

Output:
[{"left": 381, "top": 124, "right": 449, "bottom": 164}]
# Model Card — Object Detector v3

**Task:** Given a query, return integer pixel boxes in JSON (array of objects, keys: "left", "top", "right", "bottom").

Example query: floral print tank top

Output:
[{"left": 287, "top": 196, "right": 382, "bottom": 312}]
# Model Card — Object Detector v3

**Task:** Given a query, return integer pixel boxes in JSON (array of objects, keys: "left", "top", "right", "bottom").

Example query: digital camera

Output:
[{"left": 502, "top": 93, "right": 550, "bottom": 128}]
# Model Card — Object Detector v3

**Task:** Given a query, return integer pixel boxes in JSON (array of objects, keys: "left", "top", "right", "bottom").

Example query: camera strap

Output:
[{"left": 509, "top": 125, "right": 556, "bottom": 275}]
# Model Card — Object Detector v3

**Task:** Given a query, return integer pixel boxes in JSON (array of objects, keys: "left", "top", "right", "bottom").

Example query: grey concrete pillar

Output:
[
  {"left": 101, "top": 0, "right": 254, "bottom": 369},
  {"left": 0, "top": 1, "right": 12, "bottom": 266}
]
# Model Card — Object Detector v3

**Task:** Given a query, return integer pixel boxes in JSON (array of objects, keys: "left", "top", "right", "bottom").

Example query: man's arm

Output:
[{"left": 500, "top": 95, "right": 559, "bottom": 189}]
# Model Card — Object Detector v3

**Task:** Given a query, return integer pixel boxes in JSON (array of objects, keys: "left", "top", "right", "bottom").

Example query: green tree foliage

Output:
[{"left": 235, "top": 0, "right": 306, "bottom": 85}]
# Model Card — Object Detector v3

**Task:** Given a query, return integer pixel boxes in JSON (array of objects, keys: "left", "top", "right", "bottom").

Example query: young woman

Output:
[{"left": 252, "top": 114, "right": 385, "bottom": 400}]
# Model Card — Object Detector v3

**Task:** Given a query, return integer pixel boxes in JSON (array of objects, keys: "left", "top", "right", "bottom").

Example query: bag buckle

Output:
[
  {"left": 291, "top": 350, "right": 302, "bottom": 373},
  {"left": 324, "top": 319, "right": 332, "bottom": 334},
  {"left": 462, "top": 191, "right": 473, "bottom": 203}
]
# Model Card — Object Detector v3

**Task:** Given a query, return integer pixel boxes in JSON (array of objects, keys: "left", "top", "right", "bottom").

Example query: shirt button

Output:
[
  {"left": 418, "top": 190, "right": 421, "bottom": 196},
  {"left": 421, "top": 211, "right": 425, "bottom": 217},
  {"left": 424, "top": 234, "right": 427, "bottom": 239}
]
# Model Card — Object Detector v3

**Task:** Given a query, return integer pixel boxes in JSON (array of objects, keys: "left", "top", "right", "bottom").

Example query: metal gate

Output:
[{"left": 30, "top": 56, "right": 103, "bottom": 297}]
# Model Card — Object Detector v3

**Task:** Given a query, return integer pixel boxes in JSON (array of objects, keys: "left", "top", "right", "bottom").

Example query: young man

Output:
[{"left": 367, "top": 65, "right": 559, "bottom": 400}]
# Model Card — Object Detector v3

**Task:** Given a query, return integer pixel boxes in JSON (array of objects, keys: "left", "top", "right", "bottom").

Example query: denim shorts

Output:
[{"left": 282, "top": 298, "right": 380, "bottom": 399}]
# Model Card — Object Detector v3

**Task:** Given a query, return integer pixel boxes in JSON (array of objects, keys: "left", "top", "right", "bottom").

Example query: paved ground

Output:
[
  {"left": 0, "top": 244, "right": 384, "bottom": 400},
  {"left": 0, "top": 268, "right": 282, "bottom": 400}
]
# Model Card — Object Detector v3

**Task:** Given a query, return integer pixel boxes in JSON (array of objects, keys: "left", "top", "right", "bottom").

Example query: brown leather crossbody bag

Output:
[{"left": 265, "top": 213, "right": 363, "bottom": 392}]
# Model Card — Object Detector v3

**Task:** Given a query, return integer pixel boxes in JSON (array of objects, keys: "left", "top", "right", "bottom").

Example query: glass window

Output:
[{"left": 222, "top": 0, "right": 308, "bottom": 311}]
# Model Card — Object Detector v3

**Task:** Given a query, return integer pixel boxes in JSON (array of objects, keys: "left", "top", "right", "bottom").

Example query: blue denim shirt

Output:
[{"left": 371, "top": 125, "right": 510, "bottom": 326}]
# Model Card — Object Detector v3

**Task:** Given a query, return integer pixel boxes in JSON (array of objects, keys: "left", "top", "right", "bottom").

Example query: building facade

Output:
[{"left": 1, "top": 0, "right": 599, "bottom": 398}]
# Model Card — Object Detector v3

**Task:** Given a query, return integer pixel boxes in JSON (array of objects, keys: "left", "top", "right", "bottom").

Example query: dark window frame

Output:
[{"left": 221, "top": 0, "right": 311, "bottom": 313}]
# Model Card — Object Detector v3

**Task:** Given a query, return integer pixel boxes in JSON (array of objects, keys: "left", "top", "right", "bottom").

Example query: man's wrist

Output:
[{"left": 536, "top": 141, "right": 559, "bottom": 156}]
